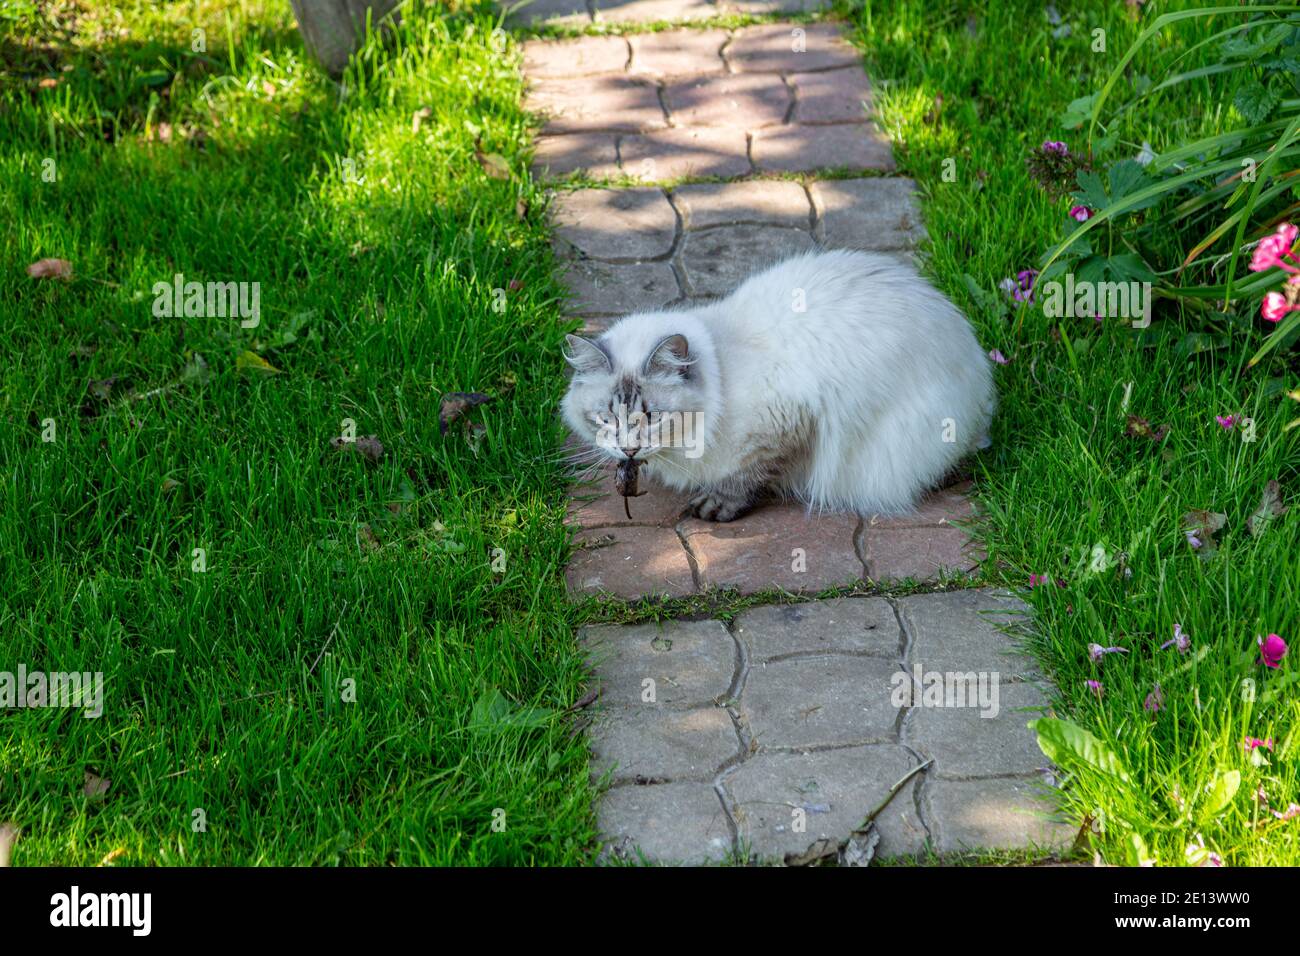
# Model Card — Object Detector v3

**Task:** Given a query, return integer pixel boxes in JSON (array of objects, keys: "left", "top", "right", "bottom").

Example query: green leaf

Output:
[
  {"left": 1074, "top": 169, "right": 1110, "bottom": 210},
  {"left": 1059, "top": 93, "right": 1098, "bottom": 130},
  {"left": 468, "top": 688, "right": 553, "bottom": 735},
  {"left": 1029, "top": 717, "right": 1132, "bottom": 783},
  {"left": 1234, "top": 82, "right": 1280, "bottom": 124},
  {"left": 1198, "top": 770, "right": 1241, "bottom": 821}
]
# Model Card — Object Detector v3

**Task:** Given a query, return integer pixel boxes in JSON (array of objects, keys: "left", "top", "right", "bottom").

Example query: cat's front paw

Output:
[{"left": 689, "top": 492, "right": 748, "bottom": 522}]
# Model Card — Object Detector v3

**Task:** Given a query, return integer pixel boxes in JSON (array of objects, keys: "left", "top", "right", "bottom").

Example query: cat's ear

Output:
[
  {"left": 643, "top": 334, "right": 691, "bottom": 377},
  {"left": 563, "top": 334, "right": 612, "bottom": 374}
]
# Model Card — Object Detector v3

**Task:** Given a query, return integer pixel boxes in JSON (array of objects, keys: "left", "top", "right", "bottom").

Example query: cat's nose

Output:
[{"left": 620, "top": 447, "right": 639, "bottom": 460}]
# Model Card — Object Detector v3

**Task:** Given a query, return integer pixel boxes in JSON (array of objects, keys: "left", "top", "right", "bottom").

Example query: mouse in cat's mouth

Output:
[{"left": 614, "top": 458, "right": 646, "bottom": 519}]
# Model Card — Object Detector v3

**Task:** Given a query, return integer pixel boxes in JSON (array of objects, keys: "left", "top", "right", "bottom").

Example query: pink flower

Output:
[
  {"left": 1243, "top": 737, "right": 1274, "bottom": 752},
  {"left": 1273, "top": 803, "right": 1300, "bottom": 821},
  {"left": 1161, "top": 623, "right": 1191, "bottom": 654},
  {"left": 1215, "top": 415, "right": 1236, "bottom": 429},
  {"left": 1041, "top": 141, "right": 1069, "bottom": 156},
  {"left": 1069, "top": 204, "right": 1093, "bottom": 222},
  {"left": 1144, "top": 684, "right": 1164, "bottom": 713},
  {"left": 1259, "top": 633, "right": 1288, "bottom": 668},
  {"left": 1261, "top": 291, "right": 1295, "bottom": 322},
  {"left": 1086, "top": 679, "right": 1104, "bottom": 699},
  {"left": 1249, "top": 223, "right": 1298, "bottom": 272},
  {"left": 988, "top": 348, "right": 1009, "bottom": 365}
]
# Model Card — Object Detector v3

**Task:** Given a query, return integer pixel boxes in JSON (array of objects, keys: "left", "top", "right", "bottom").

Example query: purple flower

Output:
[
  {"left": 1215, "top": 415, "right": 1236, "bottom": 430},
  {"left": 1041, "top": 141, "right": 1069, "bottom": 156},
  {"left": 1069, "top": 204, "right": 1093, "bottom": 222},
  {"left": 988, "top": 348, "right": 1009, "bottom": 365},
  {"left": 1085, "top": 679, "right": 1104, "bottom": 698},
  {"left": 1161, "top": 623, "right": 1191, "bottom": 654},
  {"left": 1144, "top": 684, "right": 1164, "bottom": 713},
  {"left": 1088, "top": 643, "right": 1129, "bottom": 664}
]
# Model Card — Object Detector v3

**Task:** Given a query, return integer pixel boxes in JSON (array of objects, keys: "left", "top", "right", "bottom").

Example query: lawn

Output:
[
  {"left": 848, "top": 0, "right": 1300, "bottom": 865},
  {"left": 1, "top": 0, "right": 594, "bottom": 865}
]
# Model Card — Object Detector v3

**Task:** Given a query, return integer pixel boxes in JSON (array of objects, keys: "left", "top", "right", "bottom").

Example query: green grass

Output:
[
  {"left": 847, "top": 0, "right": 1300, "bottom": 865},
  {"left": 1, "top": 0, "right": 595, "bottom": 864},
  {"left": 6, "top": 0, "right": 1298, "bottom": 868}
]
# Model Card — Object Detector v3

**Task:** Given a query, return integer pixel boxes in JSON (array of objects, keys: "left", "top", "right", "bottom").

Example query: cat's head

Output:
[{"left": 561, "top": 317, "right": 713, "bottom": 462}]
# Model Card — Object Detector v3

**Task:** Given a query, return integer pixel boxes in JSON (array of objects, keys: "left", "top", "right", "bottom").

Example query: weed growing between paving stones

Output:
[
  {"left": 850, "top": 0, "right": 1300, "bottom": 864},
  {"left": 2, "top": 0, "right": 596, "bottom": 865}
]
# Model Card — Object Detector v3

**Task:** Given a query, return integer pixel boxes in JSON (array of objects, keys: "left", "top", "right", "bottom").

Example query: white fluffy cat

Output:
[{"left": 562, "top": 249, "right": 995, "bottom": 521}]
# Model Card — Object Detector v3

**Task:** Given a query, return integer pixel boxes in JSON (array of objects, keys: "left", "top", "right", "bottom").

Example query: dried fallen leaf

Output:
[
  {"left": 236, "top": 350, "right": 280, "bottom": 375},
  {"left": 515, "top": 197, "right": 530, "bottom": 221},
  {"left": 1125, "top": 415, "right": 1169, "bottom": 442},
  {"left": 840, "top": 824, "right": 881, "bottom": 867},
  {"left": 412, "top": 106, "right": 432, "bottom": 132},
  {"left": 475, "top": 148, "right": 511, "bottom": 180},
  {"left": 1183, "top": 509, "right": 1227, "bottom": 558},
  {"left": 0, "top": 822, "right": 18, "bottom": 867},
  {"left": 1247, "top": 480, "right": 1288, "bottom": 537},
  {"left": 161, "top": 478, "right": 181, "bottom": 494},
  {"left": 438, "top": 391, "right": 493, "bottom": 436},
  {"left": 784, "top": 837, "right": 839, "bottom": 867},
  {"left": 261, "top": 80, "right": 276, "bottom": 97},
  {"left": 99, "top": 847, "right": 127, "bottom": 867},
  {"left": 37, "top": 77, "right": 59, "bottom": 89},
  {"left": 358, "top": 524, "right": 381, "bottom": 551},
  {"left": 329, "top": 434, "right": 384, "bottom": 463},
  {"left": 83, "top": 771, "right": 111, "bottom": 800},
  {"left": 68, "top": 344, "right": 97, "bottom": 361},
  {"left": 81, "top": 376, "right": 121, "bottom": 417},
  {"left": 27, "top": 257, "right": 74, "bottom": 280}
]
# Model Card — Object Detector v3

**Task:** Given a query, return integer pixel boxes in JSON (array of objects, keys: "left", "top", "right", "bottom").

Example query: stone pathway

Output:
[
  {"left": 519, "top": 14, "right": 1067, "bottom": 863},
  {"left": 582, "top": 593, "right": 1069, "bottom": 863}
]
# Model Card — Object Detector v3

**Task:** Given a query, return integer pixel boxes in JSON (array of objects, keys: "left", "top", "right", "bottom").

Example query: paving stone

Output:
[
  {"left": 813, "top": 177, "right": 926, "bottom": 250},
  {"left": 567, "top": 465, "right": 691, "bottom": 528},
  {"left": 664, "top": 73, "right": 790, "bottom": 128},
  {"left": 718, "top": 0, "right": 828, "bottom": 12},
  {"left": 629, "top": 29, "right": 728, "bottom": 79},
  {"left": 862, "top": 482, "right": 974, "bottom": 530},
  {"left": 732, "top": 597, "right": 900, "bottom": 661},
  {"left": 618, "top": 127, "right": 751, "bottom": 181},
  {"left": 527, "top": 75, "right": 666, "bottom": 135},
  {"left": 726, "top": 23, "right": 861, "bottom": 74},
  {"left": 673, "top": 180, "right": 811, "bottom": 230},
  {"left": 523, "top": 36, "right": 628, "bottom": 78},
  {"left": 566, "top": 526, "right": 695, "bottom": 598},
  {"left": 790, "top": 67, "right": 873, "bottom": 124},
  {"left": 551, "top": 187, "right": 677, "bottom": 261},
  {"left": 897, "top": 590, "right": 1038, "bottom": 679},
  {"left": 580, "top": 619, "right": 734, "bottom": 708},
  {"left": 752, "top": 123, "right": 895, "bottom": 173},
  {"left": 531, "top": 133, "right": 620, "bottom": 179},
  {"left": 590, "top": 705, "right": 740, "bottom": 782},
  {"left": 725, "top": 745, "right": 927, "bottom": 861},
  {"left": 861, "top": 525, "right": 980, "bottom": 582},
  {"left": 925, "top": 776, "right": 1070, "bottom": 854},
  {"left": 679, "top": 225, "right": 815, "bottom": 296},
  {"left": 560, "top": 258, "right": 680, "bottom": 316},
  {"left": 905, "top": 681, "right": 1051, "bottom": 779},
  {"left": 504, "top": 0, "right": 592, "bottom": 26},
  {"left": 592, "top": 0, "right": 716, "bottom": 22},
  {"left": 740, "top": 655, "right": 899, "bottom": 749},
  {"left": 598, "top": 782, "right": 733, "bottom": 863}
]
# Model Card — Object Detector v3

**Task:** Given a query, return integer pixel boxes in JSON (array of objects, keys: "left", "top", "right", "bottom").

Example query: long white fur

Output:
[{"left": 562, "top": 249, "right": 996, "bottom": 516}]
